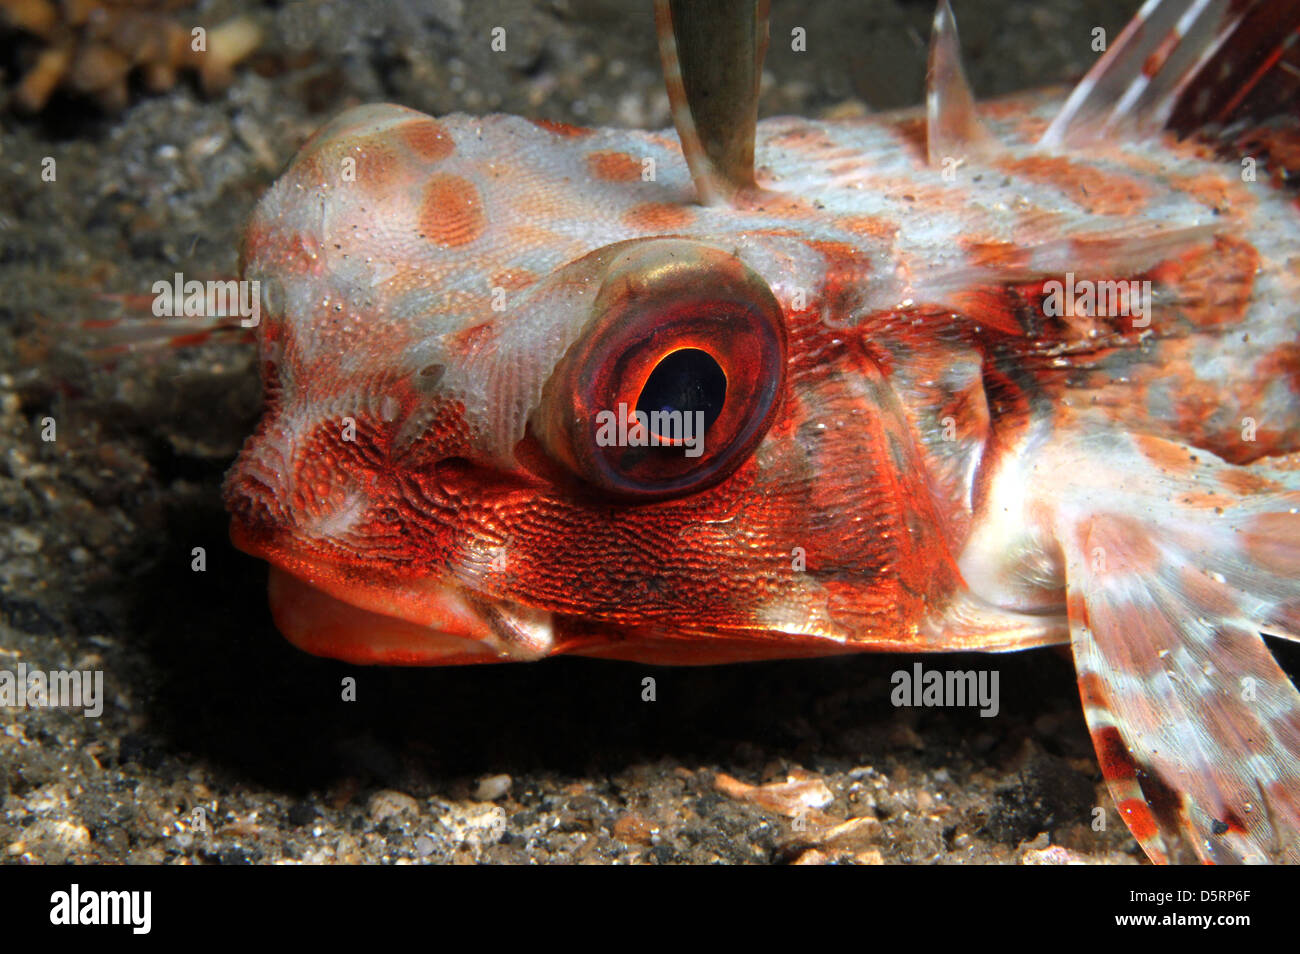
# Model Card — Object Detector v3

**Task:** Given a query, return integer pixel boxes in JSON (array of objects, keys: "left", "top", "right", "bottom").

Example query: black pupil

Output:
[{"left": 635, "top": 348, "right": 727, "bottom": 434}]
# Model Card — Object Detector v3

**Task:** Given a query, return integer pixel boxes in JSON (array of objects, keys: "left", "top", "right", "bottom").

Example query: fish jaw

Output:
[
  {"left": 232, "top": 520, "right": 903, "bottom": 667},
  {"left": 230, "top": 517, "right": 553, "bottom": 664},
  {"left": 265, "top": 566, "right": 513, "bottom": 665},
  {"left": 261, "top": 561, "right": 878, "bottom": 667}
]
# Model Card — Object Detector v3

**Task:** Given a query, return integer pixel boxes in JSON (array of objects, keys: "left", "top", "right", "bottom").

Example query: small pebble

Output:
[
  {"left": 473, "top": 773, "right": 512, "bottom": 801},
  {"left": 612, "top": 813, "right": 656, "bottom": 846},
  {"left": 367, "top": 789, "right": 420, "bottom": 824}
]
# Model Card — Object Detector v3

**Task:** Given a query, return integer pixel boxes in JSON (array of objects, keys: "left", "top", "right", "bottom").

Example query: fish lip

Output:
[{"left": 228, "top": 518, "right": 555, "bottom": 661}]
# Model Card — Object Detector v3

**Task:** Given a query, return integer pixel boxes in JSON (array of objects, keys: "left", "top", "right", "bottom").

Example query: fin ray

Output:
[
  {"left": 1042, "top": 0, "right": 1300, "bottom": 148},
  {"left": 1053, "top": 434, "right": 1300, "bottom": 862},
  {"left": 654, "top": 0, "right": 769, "bottom": 204}
]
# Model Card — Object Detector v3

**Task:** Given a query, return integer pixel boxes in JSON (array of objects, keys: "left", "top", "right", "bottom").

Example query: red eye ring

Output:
[{"left": 534, "top": 240, "right": 786, "bottom": 499}]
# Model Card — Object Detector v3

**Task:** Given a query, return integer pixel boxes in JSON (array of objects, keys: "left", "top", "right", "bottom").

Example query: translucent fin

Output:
[
  {"left": 27, "top": 288, "right": 254, "bottom": 363},
  {"left": 82, "top": 303, "right": 254, "bottom": 356},
  {"left": 1056, "top": 435, "right": 1300, "bottom": 863},
  {"left": 911, "top": 222, "right": 1220, "bottom": 336},
  {"left": 926, "top": 0, "right": 993, "bottom": 168},
  {"left": 653, "top": 0, "right": 769, "bottom": 204},
  {"left": 1041, "top": 0, "right": 1300, "bottom": 149}
]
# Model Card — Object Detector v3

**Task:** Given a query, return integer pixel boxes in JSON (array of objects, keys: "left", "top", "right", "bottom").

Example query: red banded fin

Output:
[
  {"left": 654, "top": 0, "right": 769, "bottom": 205},
  {"left": 926, "top": 0, "right": 993, "bottom": 168},
  {"left": 1041, "top": 0, "right": 1300, "bottom": 149},
  {"left": 1165, "top": 2, "right": 1300, "bottom": 136},
  {"left": 1057, "top": 436, "right": 1300, "bottom": 863}
]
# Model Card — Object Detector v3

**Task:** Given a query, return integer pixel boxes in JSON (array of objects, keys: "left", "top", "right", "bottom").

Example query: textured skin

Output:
[{"left": 224, "top": 61, "right": 1300, "bottom": 858}]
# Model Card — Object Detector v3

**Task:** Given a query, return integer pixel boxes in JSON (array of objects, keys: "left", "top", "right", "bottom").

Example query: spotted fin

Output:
[
  {"left": 1056, "top": 435, "right": 1300, "bottom": 863},
  {"left": 1041, "top": 0, "right": 1300, "bottom": 149},
  {"left": 653, "top": 0, "right": 769, "bottom": 204},
  {"left": 926, "top": 0, "right": 993, "bottom": 168}
]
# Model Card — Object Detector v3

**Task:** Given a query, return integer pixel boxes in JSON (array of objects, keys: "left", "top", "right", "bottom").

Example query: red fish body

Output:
[{"left": 225, "top": 0, "right": 1300, "bottom": 863}]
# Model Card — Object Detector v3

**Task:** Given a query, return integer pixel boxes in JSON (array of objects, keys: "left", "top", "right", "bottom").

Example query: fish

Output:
[{"left": 223, "top": 0, "right": 1300, "bottom": 864}]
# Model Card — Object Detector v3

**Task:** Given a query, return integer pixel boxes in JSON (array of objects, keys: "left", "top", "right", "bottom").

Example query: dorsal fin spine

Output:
[
  {"left": 925, "top": 0, "right": 994, "bottom": 168},
  {"left": 653, "top": 0, "right": 769, "bottom": 206}
]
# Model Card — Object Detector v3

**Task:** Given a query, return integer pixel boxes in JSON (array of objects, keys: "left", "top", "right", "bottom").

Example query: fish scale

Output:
[{"left": 220, "top": 0, "right": 1300, "bottom": 863}]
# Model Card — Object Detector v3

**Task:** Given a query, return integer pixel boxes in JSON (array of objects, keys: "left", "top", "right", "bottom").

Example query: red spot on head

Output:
[
  {"left": 586, "top": 150, "right": 642, "bottom": 182},
  {"left": 401, "top": 118, "right": 455, "bottom": 161},
  {"left": 622, "top": 202, "right": 694, "bottom": 231},
  {"left": 254, "top": 232, "right": 323, "bottom": 276},
  {"left": 418, "top": 174, "right": 486, "bottom": 248}
]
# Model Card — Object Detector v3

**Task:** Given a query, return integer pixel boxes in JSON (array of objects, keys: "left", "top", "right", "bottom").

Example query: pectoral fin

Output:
[{"left": 1056, "top": 439, "right": 1300, "bottom": 862}]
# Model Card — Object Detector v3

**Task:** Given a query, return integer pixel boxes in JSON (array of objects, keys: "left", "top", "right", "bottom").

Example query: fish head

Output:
[{"left": 225, "top": 104, "right": 965, "bottom": 665}]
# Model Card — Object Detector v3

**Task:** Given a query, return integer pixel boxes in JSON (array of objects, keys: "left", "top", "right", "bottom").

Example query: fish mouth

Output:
[
  {"left": 229, "top": 520, "right": 869, "bottom": 667},
  {"left": 229, "top": 520, "right": 555, "bottom": 665}
]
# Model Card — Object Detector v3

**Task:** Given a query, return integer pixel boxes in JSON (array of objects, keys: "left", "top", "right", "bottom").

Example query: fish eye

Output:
[
  {"left": 532, "top": 240, "right": 786, "bottom": 498},
  {"left": 636, "top": 348, "right": 727, "bottom": 434}
]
